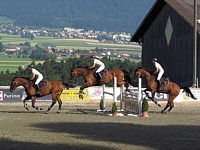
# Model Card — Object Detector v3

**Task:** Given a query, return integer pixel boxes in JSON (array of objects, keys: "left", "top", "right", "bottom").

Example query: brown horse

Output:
[
  {"left": 10, "top": 77, "right": 68, "bottom": 113},
  {"left": 134, "top": 67, "right": 195, "bottom": 113},
  {"left": 70, "top": 66, "right": 134, "bottom": 99}
]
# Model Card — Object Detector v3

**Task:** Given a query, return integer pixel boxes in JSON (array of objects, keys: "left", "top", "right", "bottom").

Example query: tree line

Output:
[{"left": 0, "top": 56, "right": 140, "bottom": 86}]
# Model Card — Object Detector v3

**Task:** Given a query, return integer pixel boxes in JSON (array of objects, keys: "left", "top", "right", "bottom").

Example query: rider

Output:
[
  {"left": 90, "top": 56, "right": 105, "bottom": 80},
  {"left": 27, "top": 64, "right": 43, "bottom": 94},
  {"left": 152, "top": 58, "right": 164, "bottom": 90}
]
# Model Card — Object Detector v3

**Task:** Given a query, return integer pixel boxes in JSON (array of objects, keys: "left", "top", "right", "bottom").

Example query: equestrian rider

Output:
[
  {"left": 90, "top": 56, "right": 105, "bottom": 80},
  {"left": 152, "top": 58, "right": 164, "bottom": 90},
  {"left": 27, "top": 64, "right": 43, "bottom": 94}
]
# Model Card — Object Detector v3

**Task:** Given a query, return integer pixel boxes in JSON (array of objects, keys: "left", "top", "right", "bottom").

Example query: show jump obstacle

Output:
[
  {"left": 121, "top": 78, "right": 142, "bottom": 116},
  {"left": 100, "top": 77, "right": 143, "bottom": 116}
]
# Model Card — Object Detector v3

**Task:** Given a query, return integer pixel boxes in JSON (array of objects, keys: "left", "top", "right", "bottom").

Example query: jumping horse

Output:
[
  {"left": 70, "top": 66, "right": 134, "bottom": 99},
  {"left": 134, "top": 67, "right": 195, "bottom": 113},
  {"left": 10, "top": 77, "right": 68, "bottom": 113}
]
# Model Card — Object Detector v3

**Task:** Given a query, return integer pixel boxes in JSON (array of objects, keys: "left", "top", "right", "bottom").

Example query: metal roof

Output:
[{"left": 131, "top": 0, "right": 200, "bottom": 42}]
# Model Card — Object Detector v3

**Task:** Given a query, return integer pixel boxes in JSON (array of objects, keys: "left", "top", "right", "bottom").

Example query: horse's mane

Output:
[
  {"left": 12, "top": 77, "right": 31, "bottom": 81},
  {"left": 136, "top": 67, "right": 154, "bottom": 75},
  {"left": 72, "top": 66, "right": 90, "bottom": 69}
]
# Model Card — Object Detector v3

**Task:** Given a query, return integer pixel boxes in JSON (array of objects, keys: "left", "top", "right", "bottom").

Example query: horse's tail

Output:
[
  {"left": 121, "top": 69, "right": 135, "bottom": 86},
  {"left": 181, "top": 87, "right": 196, "bottom": 99},
  {"left": 62, "top": 82, "right": 71, "bottom": 89}
]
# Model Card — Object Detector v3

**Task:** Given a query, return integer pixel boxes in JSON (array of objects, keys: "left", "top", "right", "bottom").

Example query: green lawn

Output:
[
  {"left": 0, "top": 55, "right": 42, "bottom": 73},
  {"left": 0, "top": 33, "right": 141, "bottom": 73},
  {"left": 0, "top": 16, "right": 15, "bottom": 24}
]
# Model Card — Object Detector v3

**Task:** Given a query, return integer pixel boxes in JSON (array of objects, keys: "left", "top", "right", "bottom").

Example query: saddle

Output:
[
  {"left": 38, "top": 80, "right": 48, "bottom": 88},
  {"left": 154, "top": 74, "right": 170, "bottom": 89},
  {"left": 93, "top": 69, "right": 108, "bottom": 78},
  {"left": 92, "top": 69, "right": 108, "bottom": 85},
  {"left": 160, "top": 77, "right": 170, "bottom": 87},
  {"left": 30, "top": 79, "right": 48, "bottom": 88},
  {"left": 99, "top": 69, "right": 108, "bottom": 78}
]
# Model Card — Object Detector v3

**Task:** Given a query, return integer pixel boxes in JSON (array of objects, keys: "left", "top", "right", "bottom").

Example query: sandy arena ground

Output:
[{"left": 0, "top": 101, "right": 199, "bottom": 150}]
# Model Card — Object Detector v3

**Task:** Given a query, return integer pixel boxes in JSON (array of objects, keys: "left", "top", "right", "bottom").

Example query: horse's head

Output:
[
  {"left": 134, "top": 67, "right": 154, "bottom": 79},
  {"left": 10, "top": 77, "right": 29, "bottom": 92},
  {"left": 10, "top": 77, "right": 21, "bottom": 92},
  {"left": 134, "top": 67, "right": 142, "bottom": 79},
  {"left": 70, "top": 66, "right": 90, "bottom": 81},
  {"left": 70, "top": 68, "right": 80, "bottom": 81}
]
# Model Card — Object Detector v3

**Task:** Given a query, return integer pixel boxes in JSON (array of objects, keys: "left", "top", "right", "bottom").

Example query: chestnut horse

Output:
[
  {"left": 70, "top": 66, "right": 134, "bottom": 99},
  {"left": 10, "top": 77, "right": 68, "bottom": 113},
  {"left": 134, "top": 67, "right": 195, "bottom": 113}
]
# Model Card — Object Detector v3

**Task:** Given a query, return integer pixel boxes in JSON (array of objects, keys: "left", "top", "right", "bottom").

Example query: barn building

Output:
[{"left": 131, "top": 0, "right": 200, "bottom": 87}]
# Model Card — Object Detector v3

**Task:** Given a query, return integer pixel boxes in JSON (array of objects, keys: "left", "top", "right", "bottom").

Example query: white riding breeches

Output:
[
  {"left": 96, "top": 65, "right": 105, "bottom": 73},
  {"left": 157, "top": 70, "right": 164, "bottom": 80},
  {"left": 35, "top": 75, "right": 43, "bottom": 85}
]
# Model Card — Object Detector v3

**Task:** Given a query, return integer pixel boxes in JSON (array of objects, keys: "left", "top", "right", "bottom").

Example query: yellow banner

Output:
[{"left": 61, "top": 89, "right": 89, "bottom": 101}]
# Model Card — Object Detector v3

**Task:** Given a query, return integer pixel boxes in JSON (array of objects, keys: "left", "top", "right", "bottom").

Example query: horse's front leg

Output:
[
  {"left": 144, "top": 89, "right": 151, "bottom": 99},
  {"left": 31, "top": 96, "right": 43, "bottom": 111},
  {"left": 79, "top": 82, "right": 91, "bottom": 99},
  {"left": 23, "top": 96, "right": 31, "bottom": 111}
]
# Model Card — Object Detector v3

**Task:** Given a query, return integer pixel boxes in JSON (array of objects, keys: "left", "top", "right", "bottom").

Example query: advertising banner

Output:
[{"left": 60, "top": 89, "right": 89, "bottom": 101}]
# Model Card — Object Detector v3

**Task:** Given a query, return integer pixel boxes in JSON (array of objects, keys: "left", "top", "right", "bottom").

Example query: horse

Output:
[
  {"left": 134, "top": 67, "right": 195, "bottom": 113},
  {"left": 70, "top": 66, "right": 134, "bottom": 99},
  {"left": 10, "top": 77, "right": 69, "bottom": 113}
]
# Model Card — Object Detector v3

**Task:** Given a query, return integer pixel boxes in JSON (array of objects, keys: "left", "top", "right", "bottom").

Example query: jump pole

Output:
[
  {"left": 137, "top": 78, "right": 142, "bottom": 115},
  {"left": 113, "top": 76, "right": 117, "bottom": 102},
  {"left": 101, "top": 76, "right": 117, "bottom": 110}
]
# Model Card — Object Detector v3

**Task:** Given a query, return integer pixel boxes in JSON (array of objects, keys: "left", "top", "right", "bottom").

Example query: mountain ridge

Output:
[{"left": 0, "top": 0, "right": 156, "bottom": 33}]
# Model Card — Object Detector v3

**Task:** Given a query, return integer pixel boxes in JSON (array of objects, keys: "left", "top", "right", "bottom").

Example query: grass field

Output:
[
  {"left": 0, "top": 33, "right": 140, "bottom": 50},
  {"left": 0, "top": 16, "right": 15, "bottom": 24},
  {"left": 0, "top": 33, "right": 141, "bottom": 73},
  {"left": 0, "top": 55, "right": 40, "bottom": 72}
]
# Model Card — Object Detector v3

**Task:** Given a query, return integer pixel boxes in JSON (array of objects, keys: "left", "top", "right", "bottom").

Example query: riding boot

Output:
[
  {"left": 157, "top": 80, "right": 162, "bottom": 91},
  {"left": 97, "top": 72, "right": 102, "bottom": 78},
  {"left": 98, "top": 72, "right": 103, "bottom": 82},
  {"left": 35, "top": 84, "right": 40, "bottom": 95}
]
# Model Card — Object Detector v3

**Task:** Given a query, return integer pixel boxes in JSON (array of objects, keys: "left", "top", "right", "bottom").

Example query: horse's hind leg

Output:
[
  {"left": 161, "top": 94, "right": 175, "bottom": 113},
  {"left": 47, "top": 92, "right": 58, "bottom": 112},
  {"left": 47, "top": 99, "right": 56, "bottom": 112},
  {"left": 56, "top": 94, "right": 62, "bottom": 113}
]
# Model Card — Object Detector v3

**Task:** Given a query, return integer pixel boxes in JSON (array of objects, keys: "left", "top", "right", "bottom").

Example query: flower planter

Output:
[
  {"left": 142, "top": 111, "right": 148, "bottom": 117},
  {"left": 142, "top": 97, "right": 149, "bottom": 117},
  {"left": 112, "top": 112, "right": 117, "bottom": 117}
]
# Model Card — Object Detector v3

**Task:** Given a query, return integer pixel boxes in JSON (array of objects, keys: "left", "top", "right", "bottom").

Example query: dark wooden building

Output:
[{"left": 131, "top": 0, "right": 200, "bottom": 87}]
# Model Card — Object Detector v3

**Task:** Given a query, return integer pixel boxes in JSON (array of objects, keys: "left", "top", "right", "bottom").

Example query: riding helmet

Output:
[
  {"left": 90, "top": 56, "right": 96, "bottom": 59},
  {"left": 27, "top": 64, "right": 33, "bottom": 68},
  {"left": 152, "top": 58, "right": 157, "bottom": 62}
]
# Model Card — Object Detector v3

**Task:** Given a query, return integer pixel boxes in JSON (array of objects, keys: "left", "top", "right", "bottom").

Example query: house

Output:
[{"left": 131, "top": 0, "right": 200, "bottom": 87}]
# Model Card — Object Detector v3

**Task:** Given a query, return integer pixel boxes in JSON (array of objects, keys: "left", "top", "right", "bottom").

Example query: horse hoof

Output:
[
  {"left": 161, "top": 110, "right": 167, "bottom": 114},
  {"left": 57, "top": 111, "right": 61, "bottom": 113},
  {"left": 25, "top": 107, "right": 29, "bottom": 111}
]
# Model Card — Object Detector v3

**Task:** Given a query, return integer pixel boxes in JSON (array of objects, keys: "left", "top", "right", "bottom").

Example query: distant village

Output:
[{"left": 0, "top": 24, "right": 141, "bottom": 60}]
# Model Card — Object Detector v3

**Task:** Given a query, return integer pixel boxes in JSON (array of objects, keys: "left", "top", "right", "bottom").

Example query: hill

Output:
[{"left": 0, "top": 0, "right": 156, "bottom": 33}]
